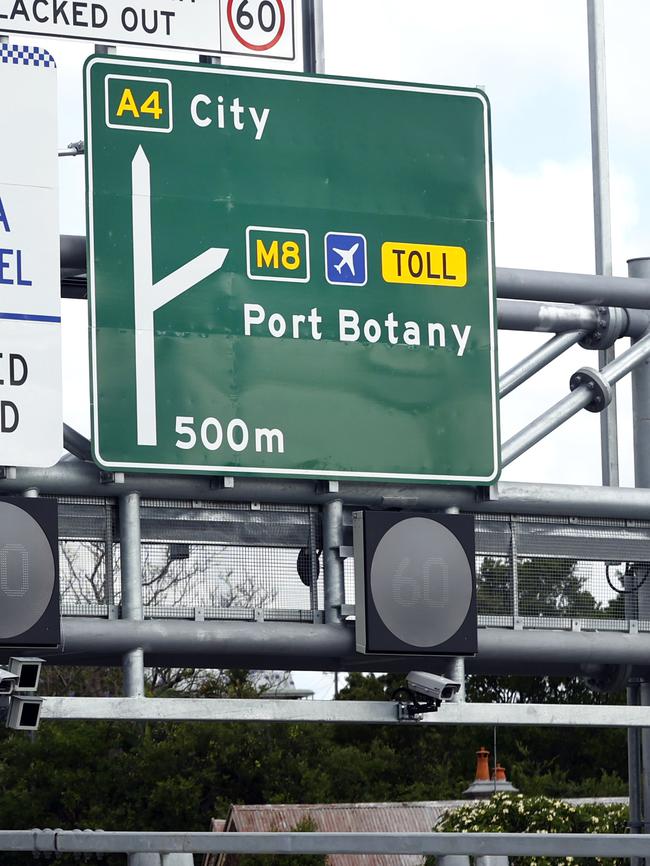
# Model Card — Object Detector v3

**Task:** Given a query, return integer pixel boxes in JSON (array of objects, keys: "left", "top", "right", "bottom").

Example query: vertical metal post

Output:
[
  {"left": 628, "top": 680, "right": 643, "bottom": 866},
  {"left": 301, "top": 0, "right": 316, "bottom": 73},
  {"left": 629, "top": 258, "right": 650, "bottom": 491},
  {"left": 445, "top": 657, "right": 466, "bottom": 703},
  {"left": 628, "top": 257, "right": 650, "bottom": 856},
  {"left": 308, "top": 506, "right": 320, "bottom": 616},
  {"left": 104, "top": 500, "right": 115, "bottom": 609},
  {"left": 322, "top": 498, "right": 344, "bottom": 624},
  {"left": 510, "top": 517, "right": 520, "bottom": 625},
  {"left": 119, "top": 492, "right": 144, "bottom": 698},
  {"left": 587, "top": 0, "right": 619, "bottom": 487},
  {"left": 444, "top": 507, "right": 465, "bottom": 702},
  {"left": 312, "top": 0, "right": 325, "bottom": 72}
]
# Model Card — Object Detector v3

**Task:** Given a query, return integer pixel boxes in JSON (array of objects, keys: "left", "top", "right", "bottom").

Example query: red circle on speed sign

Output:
[{"left": 227, "top": 0, "right": 286, "bottom": 52}]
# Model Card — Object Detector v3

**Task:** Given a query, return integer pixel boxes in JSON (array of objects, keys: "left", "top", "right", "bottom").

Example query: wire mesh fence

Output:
[{"left": 57, "top": 497, "right": 650, "bottom": 629}]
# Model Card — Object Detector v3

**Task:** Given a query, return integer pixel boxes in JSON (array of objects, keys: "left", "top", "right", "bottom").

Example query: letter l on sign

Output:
[{"left": 131, "top": 146, "right": 229, "bottom": 446}]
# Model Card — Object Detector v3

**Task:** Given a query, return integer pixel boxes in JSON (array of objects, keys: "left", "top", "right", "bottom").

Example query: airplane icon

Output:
[
  {"left": 332, "top": 243, "right": 360, "bottom": 276},
  {"left": 325, "top": 232, "right": 367, "bottom": 286}
]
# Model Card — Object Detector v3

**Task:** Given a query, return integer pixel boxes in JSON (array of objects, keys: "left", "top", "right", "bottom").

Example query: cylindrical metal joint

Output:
[
  {"left": 322, "top": 499, "right": 344, "bottom": 624},
  {"left": 579, "top": 306, "right": 627, "bottom": 349},
  {"left": 569, "top": 367, "right": 613, "bottom": 412}
]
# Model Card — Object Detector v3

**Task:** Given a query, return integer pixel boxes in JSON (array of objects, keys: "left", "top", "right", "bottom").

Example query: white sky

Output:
[{"left": 9, "top": 1, "right": 650, "bottom": 695}]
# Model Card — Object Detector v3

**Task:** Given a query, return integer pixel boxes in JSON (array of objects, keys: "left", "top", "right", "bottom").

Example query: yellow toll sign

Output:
[{"left": 381, "top": 242, "right": 467, "bottom": 287}]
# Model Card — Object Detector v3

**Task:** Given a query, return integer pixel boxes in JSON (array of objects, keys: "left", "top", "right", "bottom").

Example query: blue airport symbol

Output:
[{"left": 324, "top": 232, "right": 368, "bottom": 286}]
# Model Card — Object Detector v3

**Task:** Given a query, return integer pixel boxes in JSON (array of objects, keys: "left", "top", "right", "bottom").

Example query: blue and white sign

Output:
[
  {"left": 0, "top": 45, "right": 62, "bottom": 467},
  {"left": 325, "top": 231, "right": 368, "bottom": 287}
]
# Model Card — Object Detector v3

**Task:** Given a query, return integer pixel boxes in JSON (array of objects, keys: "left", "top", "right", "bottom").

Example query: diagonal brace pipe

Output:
[
  {"left": 500, "top": 330, "right": 587, "bottom": 397},
  {"left": 502, "top": 329, "right": 650, "bottom": 466}
]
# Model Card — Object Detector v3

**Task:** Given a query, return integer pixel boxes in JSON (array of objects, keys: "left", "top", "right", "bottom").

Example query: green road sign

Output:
[{"left": 85, "top": 56, "right": 499, "bottom": 483}]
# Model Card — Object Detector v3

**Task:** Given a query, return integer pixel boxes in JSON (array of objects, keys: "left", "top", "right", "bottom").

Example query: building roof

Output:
[{"left": 204, "top": 801, "right": 468, "bottom": 866}]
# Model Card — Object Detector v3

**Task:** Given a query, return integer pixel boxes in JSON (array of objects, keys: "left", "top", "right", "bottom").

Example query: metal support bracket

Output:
[
  {"left": 316, "top": 480, "right": 340, "bottom": 494},
  {"left": 338, "top": 546, "right": 354, "bottom": 559},
  {"left": 569, "top": 366, "right": 613, "bottom": 412},
  {"left": 210, "top": 476, "right": 235, "bottom": 490},
  {"left": 99, "top": 471, "right": 125, "bottom": 485},
  {"left": 380, "top": 495, "right": 418, "bottom": 508},
  {"left": 396, "top": 702, "right": 423, "bottom": 722}
]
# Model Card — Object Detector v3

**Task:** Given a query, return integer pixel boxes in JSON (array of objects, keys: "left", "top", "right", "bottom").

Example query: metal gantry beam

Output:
[
  {"left": 59, "top": 236, "right": 650, "bottom": 308},
  {"left": 6, "top": 455, "right": 650, "bottom": 518},
  {"left": 0, "top": 829, "right": 647, "bottom": 858},
  {"left": 46, "top": 617, "right": 650, "bottom": 675},
  {"left": 37, "top": 696, "right": 650, "bottom": 727}
]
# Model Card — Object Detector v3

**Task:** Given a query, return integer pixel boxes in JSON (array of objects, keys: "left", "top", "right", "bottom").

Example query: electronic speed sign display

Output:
[
  {"left": 353, "top": 511, "right": 477, "bottom": 656},
  {"left": 0, "top": 498, "right": 59, "bottom": 648}
]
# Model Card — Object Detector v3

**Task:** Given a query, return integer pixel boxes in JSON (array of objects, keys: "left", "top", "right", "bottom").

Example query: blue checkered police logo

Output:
[{"left": 0, "top": 44, "right": 55, "bottom": 67}]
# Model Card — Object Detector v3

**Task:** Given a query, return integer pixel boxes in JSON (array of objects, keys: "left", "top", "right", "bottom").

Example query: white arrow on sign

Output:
[{"left": 131, "top": 146, "right": 229, "bottom": 447}]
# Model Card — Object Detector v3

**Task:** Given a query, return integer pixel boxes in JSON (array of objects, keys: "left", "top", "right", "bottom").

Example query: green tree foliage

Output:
[
  {"left": 427, "top": 793, "right": 628, "bottom": 866},
  {"left": 477, "top": 556, "right": 602, "bottom": 619}
]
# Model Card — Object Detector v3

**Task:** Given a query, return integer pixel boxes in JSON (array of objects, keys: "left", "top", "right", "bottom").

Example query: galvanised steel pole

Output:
[
  {"left": 587, "top": 0, "right": 619, "bottom": 486},
  {"left": 302, "top": 0, "right": 316, "bottom": 72},
  {"left": 119, "top": 492, "right": 145, "bottom": 697},
  {"left": 302, "top": 0, "right": 324, "bottom": 74},
  {"left": 628, "top": 257, "right": 650, "bottom": 855},
  {"left": 322, "top": 498, "right": 345, "bottom": 625}
]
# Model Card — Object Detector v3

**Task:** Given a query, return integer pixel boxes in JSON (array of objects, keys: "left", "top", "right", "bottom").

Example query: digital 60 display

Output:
[
  {"left": 0, "top": 498, "right": 59, "bottom": 648},
  {"left": 353, "top": 511, "right": 476, "bottom": 656}
]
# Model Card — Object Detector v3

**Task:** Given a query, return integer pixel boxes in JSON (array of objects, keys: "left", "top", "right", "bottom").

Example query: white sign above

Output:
[
  {"left": 0, "top": 44, "right": 62, "bottom": 468},
  {"left": 0, "top": 0, "right": 296, "bottom": 58}
]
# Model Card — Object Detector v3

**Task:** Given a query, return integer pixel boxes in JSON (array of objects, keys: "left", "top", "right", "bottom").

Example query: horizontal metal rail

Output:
[
  {"left": 54, "top": 618, "right": 650, "bottom": 674},
  {"left": 58, "top": 238, "right": 650, "bottom": 309},
  {"left": 39, "top": 696, "right": 650, "bottom": 727},
  {"left": 497, "top": 299, "right": 599, "bottom": 333},
  {"left": 498, "top": 266, "right": 650, "bottom": 308},
  {"left": 7, "top": 454, "right": 650, "bottom": 519},
  {"left": 0, "top": 829, "right": 646, "bottom": 857}
]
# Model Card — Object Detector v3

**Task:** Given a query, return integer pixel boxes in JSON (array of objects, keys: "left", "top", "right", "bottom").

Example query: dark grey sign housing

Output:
[
  {"left": 0, "top": 498, "right": 59, "bottom": 649},
  {"left": 353, "top": 511, "right": 477, "bottom": 656}
]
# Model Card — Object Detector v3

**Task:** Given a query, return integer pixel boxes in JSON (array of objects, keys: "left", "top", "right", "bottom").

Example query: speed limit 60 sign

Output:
[{"left": 221, "top": 0, "right": 295, "bottom": 59}]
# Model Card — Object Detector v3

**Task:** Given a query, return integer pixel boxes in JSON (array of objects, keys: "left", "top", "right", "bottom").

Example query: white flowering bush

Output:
[{"left": 427, "top": 793, "right": 628, "bottom": 866}]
